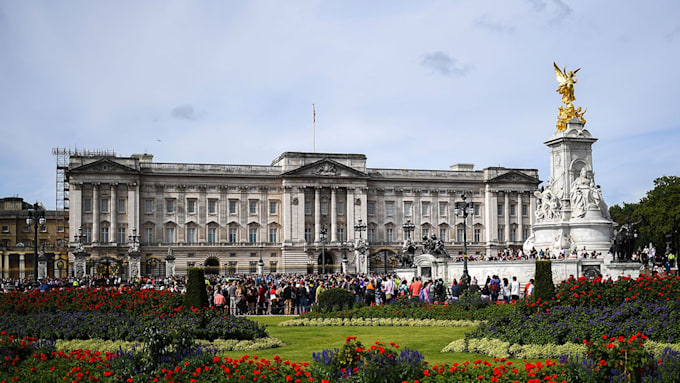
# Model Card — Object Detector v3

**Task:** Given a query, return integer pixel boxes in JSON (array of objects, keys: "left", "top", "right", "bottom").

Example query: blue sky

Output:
[{"left": 1, "top": 0, "right": 678, "bottom": 210}]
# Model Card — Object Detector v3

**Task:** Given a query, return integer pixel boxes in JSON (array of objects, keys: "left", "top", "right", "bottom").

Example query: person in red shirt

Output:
[
  {"left": 409, "top": 277, "right": 422, "bottom": 300},
  {"left": 213, "top": 290, "right": 226, "bottom": 310}
]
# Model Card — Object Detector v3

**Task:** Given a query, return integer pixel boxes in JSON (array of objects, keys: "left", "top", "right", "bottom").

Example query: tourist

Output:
[
  {"left": 409, "top": 277, "right": 422, "bottom": 300},
  {"left": 525, "top": 279, "right": 534, "bottom": 297},
  {"left": 510, "top": 276, "right": 520, "bottom": 301},
  {"left": 502, "top": 277, "right": 511, "bottom": 303}
]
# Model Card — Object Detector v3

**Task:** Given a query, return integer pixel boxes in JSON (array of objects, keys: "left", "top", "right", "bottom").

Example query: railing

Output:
[{"left": 141, "top": 162, "right": 281, "bottom": 174}]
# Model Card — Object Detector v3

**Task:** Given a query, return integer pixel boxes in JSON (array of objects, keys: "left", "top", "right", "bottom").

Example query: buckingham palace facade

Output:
[{"left": 66, "top": 151, "right": 540, "bottom": 277}]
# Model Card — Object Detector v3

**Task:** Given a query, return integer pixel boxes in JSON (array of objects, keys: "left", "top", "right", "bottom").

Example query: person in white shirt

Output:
[{"left": 510, "top": 276, "right": 520, "bottom": 301}]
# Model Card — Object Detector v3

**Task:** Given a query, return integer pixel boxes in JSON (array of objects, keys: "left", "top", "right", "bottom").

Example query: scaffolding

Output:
[{"left": 52, "top": 147, "right": 116, "bottom": 248}]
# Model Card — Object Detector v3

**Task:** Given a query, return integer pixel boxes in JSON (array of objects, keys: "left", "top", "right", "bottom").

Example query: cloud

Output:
[
  {"left": 171, "top": 104, "right": 200, "bottom": 121},
  {"left": 665, "top": 25, "right": 680, "bottom": 41},
  {"left": 474, "top": 16, "right": 515, "bottom": 34},
  {"left": 524, "top": 0, "right": 572, "bottom": 22},
  {"left": 421, "top": 51, "right": 470, "bottom": 77}
]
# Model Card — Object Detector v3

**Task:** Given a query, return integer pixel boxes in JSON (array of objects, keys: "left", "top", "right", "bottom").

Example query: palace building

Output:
[{"left": 66, "top": 151, "right": 540, "bottom": 277}]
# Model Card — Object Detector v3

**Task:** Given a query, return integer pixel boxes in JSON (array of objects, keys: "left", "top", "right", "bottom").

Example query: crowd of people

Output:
[{"left": 0, "top": 271, "right": 537, "bottom": 315}]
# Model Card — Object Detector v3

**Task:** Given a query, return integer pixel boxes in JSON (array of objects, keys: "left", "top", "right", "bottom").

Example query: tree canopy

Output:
[{"left": 609, "top": 176, "right": 680, "bottom": 254}]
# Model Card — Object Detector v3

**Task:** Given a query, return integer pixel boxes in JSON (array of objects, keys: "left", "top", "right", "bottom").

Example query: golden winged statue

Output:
[{"left": 554, "top": 62, "right": 586, "bottom": 131}]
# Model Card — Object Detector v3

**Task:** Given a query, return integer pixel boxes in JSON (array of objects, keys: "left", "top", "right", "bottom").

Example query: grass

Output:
[{"left": 218, "top": 316, "right": 489, "bottom": 365}]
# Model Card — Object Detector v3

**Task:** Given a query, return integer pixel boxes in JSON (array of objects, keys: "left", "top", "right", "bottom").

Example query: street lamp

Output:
[
  {"left": 320, "top": 226, "right": 328, "bottom": 274},
  {"left": 258, "top": 244, "right": 264, "bottom": 276},
  {"left": 26, "top": 202, "right": 46, "bottom": 280},
  {"left": 455, "top": 193, "right": 474, "bottom": 287},
  {"left": 402, "top": 219, "right": 415, "bottom": 240},
  {"left": 354, "top": 219, "right": 367, "bottom": 239}
]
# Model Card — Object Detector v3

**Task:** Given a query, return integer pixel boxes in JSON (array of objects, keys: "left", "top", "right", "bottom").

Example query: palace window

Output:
[
  {"left": 208, "top": 199, "right": 217, "bottom": 215},
  {"left": 439, "top": 202, "right": 447, "bottom": 217},
  {"left": 187, "top": 199, "right": 197, "bottom": 214}
]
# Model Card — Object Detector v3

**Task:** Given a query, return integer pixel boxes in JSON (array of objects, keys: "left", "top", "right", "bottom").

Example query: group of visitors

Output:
[{"left": 2, "top": 271, "right": 537, "bottom": 315}]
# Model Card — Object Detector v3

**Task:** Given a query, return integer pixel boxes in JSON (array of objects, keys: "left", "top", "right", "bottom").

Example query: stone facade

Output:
[
  {"left": 66, "top": 151, "right": 540, "bottom": 277},
  {"left": 0, "top": 197, "right": 70, "bottom": 279}
]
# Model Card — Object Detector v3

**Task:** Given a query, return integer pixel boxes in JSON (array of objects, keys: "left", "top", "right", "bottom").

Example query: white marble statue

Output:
[
  {"left": 570, "top": 168, "right": 608, "bottom": 218},
  {"left": 535, "top": 181, "right": 562, "bottom": 221}
]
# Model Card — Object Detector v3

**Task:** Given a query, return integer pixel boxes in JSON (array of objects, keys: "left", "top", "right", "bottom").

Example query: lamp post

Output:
[
  {"left": 320, "top": 226, "right": 328, "bottom": 274},
  {"left": 455, "top": 194, "right": 474, "bottom": 286},
  {"left": 354, "top": 219, "right": 367, "bottom": 240},
  {"left": 26, "top": 202, "right": 46, "bottom": 280},
  {"left": 341, "top": 242, "right": 349, "bottom": 274},
  {"left": 258, "top": 244, "right": 264, "bottom": 276},
  {"left": 353, "top": 219, "right": 367, "bottom": 274},
  {"left": 402, "top": 219, "right": 415, "bottom": 240}
]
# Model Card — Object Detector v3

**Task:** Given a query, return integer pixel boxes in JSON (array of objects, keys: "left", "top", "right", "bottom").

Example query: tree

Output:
[
  {"left": 534, "top": 261, "right": 555, "bottom": 303},
  {"left": 609, "top": 201, "right": 640, "bottom": 225},
  {"left": 184, "top": 267, "right": 209, "bottom": 309},
  {"left": 637, "top": 176, "right": 680, "bottom": 253}
]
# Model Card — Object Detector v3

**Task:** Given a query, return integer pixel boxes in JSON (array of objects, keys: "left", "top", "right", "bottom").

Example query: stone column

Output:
[
  {"left": 282, "top": 185, "right": 292, "bottom": 243},
  {"left": 504, "top": 192, "right": 510, "bottom": 244},
  {"left": 347, "top": 187, "right": 355, "bottom": 241},
  {"left": 92, "top": 183, "right": 100, "bottom": 244},
  {"left": 111, "top": 183, "right": 117, "bottom": 244},
  {"left": 314, "top": 187, "right": 321, "bottom": 242},
  {"left": 518, "top": 192, "right": 524, "bottom": 242},
  {"left": 484, "top": 185, "right": 494, "bottom": 255},
  {"left": 2, "top": 254, "right": 8, "bottom": 278},
  {"left": 71, "top": 182, "right": 82, "bottom": 244},
  {"left": 19, "top": 254, "right": 25, "bottom": 279},
  {"left": 331, "top": 188, "right": 337, "bottom": 242}
]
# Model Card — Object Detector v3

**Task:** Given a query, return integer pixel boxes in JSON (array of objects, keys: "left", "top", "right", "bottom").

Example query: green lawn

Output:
[{"left": 219, "top": 316, "right": 488, "bottom": 365}]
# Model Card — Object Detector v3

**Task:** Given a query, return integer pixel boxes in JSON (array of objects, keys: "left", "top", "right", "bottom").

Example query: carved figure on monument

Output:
[
  {"left": 554, "top": 62, "right": 586, "bottom": 131},
  {"left": 354, "top": 238, "right": 369, "bottom": 270},
  {"left": 421, "top": 235, "right": 434, "bottom": 254},
  {"left": 431, "top": 234, "right": 450, "bottom": 258},
  {"left": 552, "top": 231, "right": 572, "bottom": 255},
  {"left": 570, "top": 168, "right": 603, "bottom": 218},
  {"left": 130, "top": 262, "right": 139, "bottom": 278},
  {"left": 534, "top": 181, "right": 562, "bottom": 221},
  {"left": 75, "top": 262, "right": 85, "bottom": 279},
  {"left": 399, "top": 238, "right": 416, "bottom": 267}
]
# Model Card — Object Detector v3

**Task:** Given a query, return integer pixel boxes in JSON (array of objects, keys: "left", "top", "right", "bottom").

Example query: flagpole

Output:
[{"left": 312, "top": 103, "right": 316, "bottom": 152}]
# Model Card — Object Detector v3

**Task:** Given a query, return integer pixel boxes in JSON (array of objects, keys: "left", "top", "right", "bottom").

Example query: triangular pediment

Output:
[
  {"left": 488, "top": 170, "right": 539, "bottom": 184},
  {"left": 282, "top": 158, "right": 368, "bottom": 178},
  {"left": 70, "top": 158, "right": 138, "bottom": 174}
]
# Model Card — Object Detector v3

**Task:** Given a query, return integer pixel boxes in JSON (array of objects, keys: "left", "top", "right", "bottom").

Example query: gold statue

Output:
[{"left": 554, "top": 62, "right": 586, "bottom": 131}]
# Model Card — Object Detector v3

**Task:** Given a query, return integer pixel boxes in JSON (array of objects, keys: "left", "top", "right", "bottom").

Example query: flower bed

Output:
[
  {"left": 279, "top": 317, "right": 482, "bottom": 327},
  {"left": 4, "top": 334, "right": 680, "bottom": 382},
  {"left": 0, "top": 288, "right": 267, "bottom": 342},
  {"left": 469, "top": 275, "right": 680, "bottom": 345}
]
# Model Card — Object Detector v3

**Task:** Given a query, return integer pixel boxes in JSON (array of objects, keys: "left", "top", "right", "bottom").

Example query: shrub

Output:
[
  {"left": 315, "top": 288, "right": 355, "bottom": 312},
  {"left": 534, "top": 260, "right": 555, "bottom": 303},
  {"left": 184, "top": 267, "right": 209, "bottom": 309},
  {"left": 311, "top": 336, "right": 426, "bottom": 382}
]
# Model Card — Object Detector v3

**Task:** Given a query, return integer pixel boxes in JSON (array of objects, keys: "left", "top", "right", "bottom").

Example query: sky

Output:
[{"left": 1, "top": 0, "right": 679, "bottom": 210}]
